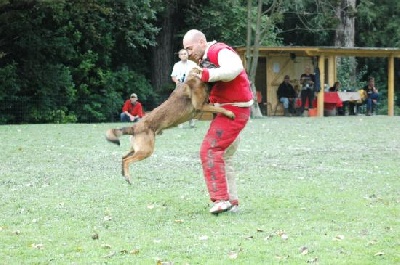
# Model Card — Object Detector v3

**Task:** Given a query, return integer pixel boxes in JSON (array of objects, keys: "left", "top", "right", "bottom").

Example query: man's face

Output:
[
  {"left": 183, "top": 38, "right": 204, "bottom": 63},
  {"left": 130, "top": 97, "right": 137, "bottom": 104},
  {"left": 178, "top": 51, "right": 188, "bottom": 61}
]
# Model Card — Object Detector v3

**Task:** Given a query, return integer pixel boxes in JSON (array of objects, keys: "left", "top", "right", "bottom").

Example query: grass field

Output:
[{"left": 1, "top": 116, "right": 399, "bottom": 264}]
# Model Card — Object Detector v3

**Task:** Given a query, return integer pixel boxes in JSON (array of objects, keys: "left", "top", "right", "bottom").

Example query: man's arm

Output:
[{"left": 201, "top": 49, "right": 243, "bottom": 83}]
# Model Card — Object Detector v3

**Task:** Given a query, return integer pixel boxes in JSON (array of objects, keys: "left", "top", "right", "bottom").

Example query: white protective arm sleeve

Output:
[{"left": 207, "top": 49, "right": 244, "bottom": 82}]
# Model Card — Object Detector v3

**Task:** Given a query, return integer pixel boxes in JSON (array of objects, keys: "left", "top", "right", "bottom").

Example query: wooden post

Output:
[
  {"left": 388, "top": 55, "right": 394, "bottom": 116},
  {"left": 317, "top": 55, "right": 325, "bottom": 117},
  {"left": 328, "top": 55, "right": 335, "bottom": 89}
]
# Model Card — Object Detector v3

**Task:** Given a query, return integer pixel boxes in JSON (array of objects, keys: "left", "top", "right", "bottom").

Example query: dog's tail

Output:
[{"left": 105, "top": 127, "right": 135, "bottom": 146}]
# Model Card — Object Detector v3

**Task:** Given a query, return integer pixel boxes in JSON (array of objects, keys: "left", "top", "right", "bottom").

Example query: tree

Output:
[
  {"left": 335, "top": 0, "right": 357, "bottom": 87},
  {"left": 0, "top": 0, "right": 162, "bottom": 123},
  {"left": 245, "top": 0, "right": 282, "bottom": 117}
]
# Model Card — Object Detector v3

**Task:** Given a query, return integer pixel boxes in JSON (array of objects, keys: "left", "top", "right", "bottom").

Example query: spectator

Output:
[
  {"left": 299, "top": 65, "right": 315, "bottom": 115},
  {"left": 120, "top": 93, "right": 144, "bottom": 122},
  {"left": 329, "top": 81, "right": 341, "bottom": 92},
  {"left": 171, "top": 49, "right": 197, "bottom": 84},
  {"left": 171, "top": 49, "right": 197, "bottom": 127},
  {"left": 363, "top": 77, "right": 379, "bottom": 116},
  {"left": 329, "top": 81, "right": 345, "bottom": 115},
  {"left": 277, "top": 75, "right": 297, "bottom": 116}
]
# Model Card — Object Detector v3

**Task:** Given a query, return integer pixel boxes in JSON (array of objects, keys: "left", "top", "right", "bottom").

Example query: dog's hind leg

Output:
[
  {"left": 121, "top": 132, "right": 155, "bottom": 185},
  {"left": 105, "top": 126, "right": 135, "bottom": 145}
]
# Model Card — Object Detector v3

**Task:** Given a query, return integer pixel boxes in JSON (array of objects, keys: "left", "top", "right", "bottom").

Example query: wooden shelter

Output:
[{"left": 235, "top": 47, "right": 400, "bottom": 116}]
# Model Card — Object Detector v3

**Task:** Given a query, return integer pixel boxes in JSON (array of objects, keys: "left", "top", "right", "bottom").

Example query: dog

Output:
[{"left": 105, "top": 68, "right": 235, "bottom": 184}]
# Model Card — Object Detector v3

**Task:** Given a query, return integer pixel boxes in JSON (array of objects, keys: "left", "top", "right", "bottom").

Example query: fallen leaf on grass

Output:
[
  {"left": 299, "top": 246, "right": 309, "bottom": 255},
  {"left": 307, "top": 257, "right": 318, "bottom": 263},
  {"left": 103, "top": 251, "right": 116, "bottom": 258},
  {"left": 333, "top": 235, "right": 345, "bottom": 241},
  {"left": 174, "top": 219, "right": 184, "bottom": 223},
  {"left": 101, "top": 244, "right": 112, "bottom": 249},
  {"left": 91, "top": 233, "right": 99, "bottom": 240},
  {"left": 275, "top": 255, "right": 289, "bottom": 261},
  {"left": 276, "top": 230, "right": 289, "bottom": 240},
  {"left": 103, "top": 216, "right": 112, "bottom": 221},
  {"left": 129, "top": 249, "right": 140, "bottom": 255},
  {"left": 199, "top": 235, "right": 208, "bottom": 241},
  {"left": 31, "top": 243, "right": 44, "bottom": 249},
  {"left": 280, "top": 233, "right": 289, "bottom": 240},
  {"left": 264, "top": 234, "right": 274, "bottom": 241},
  {"left": 157, "top": 260, "right": 174, "bottom": 265},
  {"left": 228, "top": 251, "right": 238, "bottom": 259},
  {"left": 147, "top": 204, "right": 155, "bottom": 210},
  {"left": 374, "top": 251, "right": 385, "bottom": 256}
]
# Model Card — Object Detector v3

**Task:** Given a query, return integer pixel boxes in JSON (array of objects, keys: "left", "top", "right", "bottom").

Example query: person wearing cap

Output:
[
  {"left": 120, "top": 93, "right": 144, "bottom": 122},
  {"left": 277, "top": 75, "right": 297, "bottom": 116}
]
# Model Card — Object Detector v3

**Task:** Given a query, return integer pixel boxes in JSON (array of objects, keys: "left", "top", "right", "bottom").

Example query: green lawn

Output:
[{"left": 1, "top": 116, "right": 399, "bottom": 264}]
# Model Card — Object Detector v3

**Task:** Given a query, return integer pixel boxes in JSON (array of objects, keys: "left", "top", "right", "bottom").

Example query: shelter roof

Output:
[{"left": 235, "top": 46, "right": 400, "bottom": 58}]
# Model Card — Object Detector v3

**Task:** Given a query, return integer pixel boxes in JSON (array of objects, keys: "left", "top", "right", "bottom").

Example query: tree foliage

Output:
[
  {"left": 0, "top": 0, "right": 398, "bottom": 123},
  {"left": 0, "top": 0, "right": 161, "bottom": 123}
]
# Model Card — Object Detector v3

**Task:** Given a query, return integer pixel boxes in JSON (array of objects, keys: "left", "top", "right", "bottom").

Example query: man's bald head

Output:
[
  {"left": 183, "top": 29, "right": 206, "bottom": 44},
  {"left": 183, "top": 29, "right": 208, "bottom": 63}
]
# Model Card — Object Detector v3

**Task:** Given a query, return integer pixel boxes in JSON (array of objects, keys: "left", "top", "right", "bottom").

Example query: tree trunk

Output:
[
  {"left": 151, "top": 3, "right": 174, "bottom": 102},
  {"left": 335, "top": 0, "right": 356, "bottom": 85},
  {"left": 334, "top": 0, "right": 356, "bottom": 48},
  {"left": 246, "top": 0, "right": 262, "bottom": 118}
]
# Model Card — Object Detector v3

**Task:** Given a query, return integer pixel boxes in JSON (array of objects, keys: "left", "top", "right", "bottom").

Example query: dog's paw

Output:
[
  {"left": 124, "top": 175, "right": 132, "bottom": 185},
  {"left": 105, "top": 129, "right": 121, "bottom": 145}
]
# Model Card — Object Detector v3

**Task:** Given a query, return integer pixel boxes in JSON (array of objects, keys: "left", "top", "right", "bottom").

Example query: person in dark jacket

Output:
[
  {"left": 299, "top": 65, "right": 316, "bottom": 114},
  {"left": 277, "top": 75, "right": 298, "bottom": 116}
]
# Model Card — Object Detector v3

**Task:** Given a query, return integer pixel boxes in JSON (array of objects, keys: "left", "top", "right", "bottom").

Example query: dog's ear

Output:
[
  {"left": 200, "top": 58, "right": 218, "bottom": 69},
  {"left": 182, "top": 84, "right": 192, "bottom": 98}
]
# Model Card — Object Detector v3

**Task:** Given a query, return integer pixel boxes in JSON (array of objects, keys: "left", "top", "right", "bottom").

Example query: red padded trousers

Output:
[{"left": 200, "top": 105, "right": 250, "bottom": 204}]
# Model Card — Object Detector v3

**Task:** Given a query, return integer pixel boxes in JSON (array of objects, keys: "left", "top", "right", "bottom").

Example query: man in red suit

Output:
[
  {"left": 120, "top": 93, "right": 144, "bottom": 122},
  {"left": 183, "top": 29, "right": 253, "bottom": 214}
]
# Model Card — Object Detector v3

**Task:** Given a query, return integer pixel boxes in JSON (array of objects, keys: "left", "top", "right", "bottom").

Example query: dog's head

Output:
[
  {"left": 200, "top": 58, "right": 218, "bottom": 69},
  {"left": 185, "top": 68, "right": 205, "bottom": 88}
]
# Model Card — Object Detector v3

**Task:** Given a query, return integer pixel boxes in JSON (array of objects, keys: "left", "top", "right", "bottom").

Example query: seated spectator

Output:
[
  {"left": 329, "top": 81, "right": 341, "bottom": 92},
  {"left": 299, "top": 65, "right": 315, "bottom": 114},
  {"left": 120, "top": 93, "right": 144, "bottom": 122},
  {"left": 363, "top": 77, "right": 379, "bottom": 116},
  {"left": 277, "top": 75, "right": 298, "bottom": 116},
  {"left": 329, "top": 81, "right": 344, "bottom": 115},
  {"left": 348, "top": 78, "right": 378, "bottom": 115}
]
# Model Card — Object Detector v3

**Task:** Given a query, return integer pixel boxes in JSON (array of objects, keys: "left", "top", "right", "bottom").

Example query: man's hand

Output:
[{"left": 129, "top": 115, "right": 137, "bottom": 122}]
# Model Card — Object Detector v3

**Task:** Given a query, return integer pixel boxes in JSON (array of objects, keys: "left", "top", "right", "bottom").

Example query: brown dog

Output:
[{"left": 105, "top": 68, "right": 234, "bottom": 184}]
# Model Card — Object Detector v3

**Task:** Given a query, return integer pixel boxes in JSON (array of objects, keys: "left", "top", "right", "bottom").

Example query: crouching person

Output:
[{"left": 120, "top": 93, "right": 144, "bottom": 122}]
